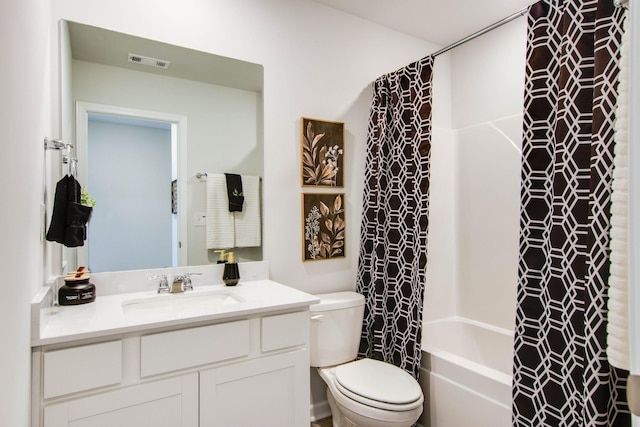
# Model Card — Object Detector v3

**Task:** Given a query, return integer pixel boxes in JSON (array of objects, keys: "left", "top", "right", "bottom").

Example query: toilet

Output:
[{"left": 310, "top": 291, "right": 424, "bottom": 427}]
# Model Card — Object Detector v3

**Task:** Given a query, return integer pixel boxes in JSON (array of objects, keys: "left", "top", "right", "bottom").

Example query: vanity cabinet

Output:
[{"left": 32, "top": 310, "right": 311, "bottom": 427}]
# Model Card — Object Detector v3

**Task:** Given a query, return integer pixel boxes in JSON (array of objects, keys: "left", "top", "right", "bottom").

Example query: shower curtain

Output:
[
  {"left": 512, "top": 0, "right": 629, "bottom": 426},
  {"left": 356, "top": 55, "right": 433, "bottom": 379}
]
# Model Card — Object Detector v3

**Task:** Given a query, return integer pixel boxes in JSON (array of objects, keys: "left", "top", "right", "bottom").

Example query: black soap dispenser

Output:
[{"left": 222, "top": 251, "right": 240, "bottom": 286}]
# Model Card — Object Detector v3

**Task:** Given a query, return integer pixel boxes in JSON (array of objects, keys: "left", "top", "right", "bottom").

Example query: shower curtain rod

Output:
[
  {"left": 432, "top": 0, "right": 628, "bottom": 58},
  {"left": 431, "top": 6, "right": 529, "bottom": 57}
]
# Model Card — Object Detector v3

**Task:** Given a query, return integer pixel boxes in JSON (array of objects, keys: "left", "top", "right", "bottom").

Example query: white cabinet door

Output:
[
  {"left": 200, "top": 349, "right": 310, "bottom": 427},
  {"left": 44, "top": 373, "right": 198, "bottom": 427}
]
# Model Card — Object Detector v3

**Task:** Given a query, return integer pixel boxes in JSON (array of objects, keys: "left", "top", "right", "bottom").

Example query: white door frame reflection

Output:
[{"left": 74, "top": 101, "right": 188, "bottom": 272}]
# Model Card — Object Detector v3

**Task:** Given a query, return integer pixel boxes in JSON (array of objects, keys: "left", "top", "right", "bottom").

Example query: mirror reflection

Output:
[{"left": 62, "top": 21, "right": 264, "bottom": 272}]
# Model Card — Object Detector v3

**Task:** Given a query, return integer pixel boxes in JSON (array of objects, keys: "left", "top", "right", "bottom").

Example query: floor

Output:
[{"left": 310, "top": 416, "right": 333, "bottom": 427}]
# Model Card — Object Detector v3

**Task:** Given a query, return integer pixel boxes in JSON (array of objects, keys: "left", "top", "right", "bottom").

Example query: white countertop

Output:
[{"left": 32, "top": 280, "right": 319, "bottom": 347}]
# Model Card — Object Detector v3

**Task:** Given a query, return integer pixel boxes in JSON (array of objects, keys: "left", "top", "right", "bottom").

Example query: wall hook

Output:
[{"left": 44, "top": 137, "right": 72, "bottom": 151}]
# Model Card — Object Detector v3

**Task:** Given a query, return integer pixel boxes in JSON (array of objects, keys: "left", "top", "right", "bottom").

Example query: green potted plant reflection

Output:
[{"left": 81, "top": 187, "right": 96, "bottom": 208}]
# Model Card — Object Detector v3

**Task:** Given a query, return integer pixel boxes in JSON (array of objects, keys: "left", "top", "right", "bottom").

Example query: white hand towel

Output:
[
  {"left": 606, "top": 10, "right": 630, "bottom": 371},
  {"left": 234, "top": 175, "right": 261, "bottom": 248},
  {"left": 206, "top": 174, "right": 234, "bottom": 249}
]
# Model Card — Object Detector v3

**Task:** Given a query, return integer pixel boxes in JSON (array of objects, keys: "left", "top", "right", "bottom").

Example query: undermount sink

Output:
[{"left": 122, "top": 290, "right": 245, "bottom": 318}]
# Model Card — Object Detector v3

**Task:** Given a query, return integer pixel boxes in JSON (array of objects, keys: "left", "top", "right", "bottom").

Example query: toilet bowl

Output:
[
  {"left": 310, "top": 292, "right": 424, "bottom": 427},
  {"left": 319, "top": 359, "right": 423, "bottom": 427}
]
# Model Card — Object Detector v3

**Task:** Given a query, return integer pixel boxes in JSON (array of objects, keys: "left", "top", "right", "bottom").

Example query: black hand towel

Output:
[
  {"left": 46, "top": 175, "right": 72, "bottom": 244},
  {"left": 46, "top": 175, "right": 82, "bottom": 245},
  {"left": 225, "top": 173, "right": 244, "bottom": 212}
]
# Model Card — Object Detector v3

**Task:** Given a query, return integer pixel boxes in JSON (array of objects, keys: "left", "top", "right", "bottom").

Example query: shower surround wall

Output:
[
  {"left": 425, "top": 16, "right": 526, "bottom": 331},
  {"left": 420, "top": 17, "right": 526, "bottom": 427}
]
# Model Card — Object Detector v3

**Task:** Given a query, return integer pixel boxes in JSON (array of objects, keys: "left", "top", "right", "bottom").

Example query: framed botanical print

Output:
[
  {"left": 302, "top": 193, "right": 345, "bottom": 261},
  {"left": 301, "top": 117, "right": 344, "bottom": 187},
  {"left": 171, "top": 179, "right": 177, "bottom": 214}
]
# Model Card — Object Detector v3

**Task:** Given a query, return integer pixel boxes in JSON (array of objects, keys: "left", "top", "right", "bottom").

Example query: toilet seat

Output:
[{"left": 334, "top": 359, "right": 423, "bottom": 411}]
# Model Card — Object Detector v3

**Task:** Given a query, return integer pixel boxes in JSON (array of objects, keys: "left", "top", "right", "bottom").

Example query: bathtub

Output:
[{"left": 418, "top": 317, "right": 513, "bottom": 427}]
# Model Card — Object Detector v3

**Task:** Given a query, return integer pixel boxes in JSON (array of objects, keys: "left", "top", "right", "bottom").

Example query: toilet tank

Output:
[{"left": 309, "top": 291, "right": 365, "bottom": 367}]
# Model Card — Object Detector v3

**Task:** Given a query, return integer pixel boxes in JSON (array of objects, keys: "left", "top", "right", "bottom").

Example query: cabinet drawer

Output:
[
  {"left": 43, "top": 340, "right": 122, "bottom": 398},
  {"left": 141, "top": 320, "right": 250, "bottom": 377},
  {"left": 261, "top": 311, "right": 309, "bottom": 352}
]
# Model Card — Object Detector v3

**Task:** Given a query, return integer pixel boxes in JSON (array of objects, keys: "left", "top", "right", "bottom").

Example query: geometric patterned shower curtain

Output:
[
  {"left": 512, "top": 1, "right": 630, "bottom": 426},
  {"left": 356, "top": 55, "right": 433, "bottom": 380}
]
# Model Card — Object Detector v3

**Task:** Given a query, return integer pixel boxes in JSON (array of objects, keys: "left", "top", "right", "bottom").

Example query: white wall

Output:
[
  {"left": 51, "top": 0, "right": 441, "bottom": 295},
  {"left": 1, "top": 0, "right": 52, "bottom": 425},
  {"left": 424, "top": 17, "right": 526, "bottom": 330}
]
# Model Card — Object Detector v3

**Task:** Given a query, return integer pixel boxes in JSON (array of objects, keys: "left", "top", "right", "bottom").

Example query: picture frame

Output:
[
  {"left": 302, "top": 193, "right": 345, "bottom": 261},
  {"left": 301, "top": 117, "right": 344, "bottom": 187},
  {"left": 171, "top": 179, "right": 178, "bottom": 214}
]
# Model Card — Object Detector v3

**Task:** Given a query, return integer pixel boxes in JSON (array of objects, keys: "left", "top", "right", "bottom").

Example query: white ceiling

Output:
[
  {"left": 312, "top": 0, "right": 537, "bottom": 46},
  {"left": 67, "top": 21, "right": 264, "bottom": 92}
]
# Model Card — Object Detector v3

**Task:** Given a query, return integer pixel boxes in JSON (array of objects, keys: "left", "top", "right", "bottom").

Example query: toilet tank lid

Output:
[{"left": 310, "top": 291, "right": 365, "bottom": 312}]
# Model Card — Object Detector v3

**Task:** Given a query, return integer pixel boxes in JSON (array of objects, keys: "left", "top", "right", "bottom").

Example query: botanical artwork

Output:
[
  {"left": 171, "top": 179, "right": 177, "bottom": 214},
  {"left": 301, "top": 118, "right": 344, "bottom": 187},
  {"left": 303, "top": 193, "right": 345, "bottom": 261}
]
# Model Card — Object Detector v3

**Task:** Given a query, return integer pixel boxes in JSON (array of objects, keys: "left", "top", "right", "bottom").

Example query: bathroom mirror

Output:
[{"left": 59, "top": 20, "right": 264, "bottom": 273}]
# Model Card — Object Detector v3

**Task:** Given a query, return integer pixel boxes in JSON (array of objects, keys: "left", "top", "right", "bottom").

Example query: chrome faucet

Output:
[{"left": 149, "top": 273, "right": 201, "bottom": 294}]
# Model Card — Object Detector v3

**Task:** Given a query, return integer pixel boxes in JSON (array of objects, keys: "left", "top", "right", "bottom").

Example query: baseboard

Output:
[{"left": 310, "top": 400, "right": 331, "bottom": 422}]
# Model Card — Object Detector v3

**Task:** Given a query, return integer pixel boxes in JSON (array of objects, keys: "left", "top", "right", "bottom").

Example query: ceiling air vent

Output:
[{"left": 127, "top": 53, "right": 171, "bottom": 70}]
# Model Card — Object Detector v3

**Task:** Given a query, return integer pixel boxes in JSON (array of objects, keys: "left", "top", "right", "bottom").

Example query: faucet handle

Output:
[
  {"left": 176, "top": 273, "right": 201, "bottom": 291},
  {"left": 148, "top": 274, "right": 170, "bottom": 293}
]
